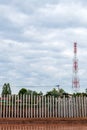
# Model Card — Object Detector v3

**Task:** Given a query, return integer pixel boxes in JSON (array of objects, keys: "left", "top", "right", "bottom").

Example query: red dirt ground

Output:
[
  {"left": 0, "top": 124, "right": 87, "bottom": 130},
  {"left": 0, "top": 118, "right": 87, "bottom": 130}
]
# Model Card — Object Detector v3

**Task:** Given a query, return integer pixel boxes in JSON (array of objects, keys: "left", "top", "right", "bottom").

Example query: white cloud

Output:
[{"left": 0, "top": 4, "right": 28, "bottom": 26}]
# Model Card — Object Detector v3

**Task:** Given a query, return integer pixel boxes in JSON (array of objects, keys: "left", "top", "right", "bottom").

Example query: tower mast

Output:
[{"left": 72, "top": 42, "right": 80, "bottom": 91}]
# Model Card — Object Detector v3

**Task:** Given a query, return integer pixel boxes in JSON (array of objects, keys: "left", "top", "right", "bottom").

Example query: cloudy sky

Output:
[{"left": 0, "top": 0, "right": 87, "bottom": 94}]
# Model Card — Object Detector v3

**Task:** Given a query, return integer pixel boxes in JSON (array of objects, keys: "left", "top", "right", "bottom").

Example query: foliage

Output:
[
  {"left": 58, "top": 88, "right": 65, "bottom": 97},
  {"left": 85, "top": 88, "right": 87, "bottom": 94},
  {"left": 73, "top": 92, "right": 87, "bottom": 97},
  {"left": 27, "top": 89, "right": 32, "bottom": 95},
  {"left": 18, "top": 88, "right": 43, "bottom": 96},
  {"left": 3, "top": 83, "right": 87, "bottom": 98},
  {"left": 38, "top": 91, "right": 43, "bottom": 96},
  {"left": 46, "top": 88, "right": 66, "bottom": 97},
  {"left": 18, "top": 88, "right": 27, "bottom": 95},
  {"left": 46, "top": 88, "right": 58, "bottom": 97},
  {"left": 62, "top": 92, "right": 69, "bottom": 98},
  {"left": 2, "top": 83, "right": 12, "bottom": 96}
]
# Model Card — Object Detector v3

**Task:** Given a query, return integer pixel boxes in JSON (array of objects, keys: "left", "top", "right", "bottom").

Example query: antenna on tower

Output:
[{"left": 72, "top": 42, "right": 80, "bottom": 92}]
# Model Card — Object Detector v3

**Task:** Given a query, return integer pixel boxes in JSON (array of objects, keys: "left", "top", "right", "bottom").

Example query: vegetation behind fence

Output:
[{"left": 0, "top": 95, "right": 87, "bottom": 118}]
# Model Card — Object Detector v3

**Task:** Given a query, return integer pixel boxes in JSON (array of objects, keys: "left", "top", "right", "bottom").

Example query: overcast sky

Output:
[{"left": 0, "top": 0, "right": 87, "bottom": 94}]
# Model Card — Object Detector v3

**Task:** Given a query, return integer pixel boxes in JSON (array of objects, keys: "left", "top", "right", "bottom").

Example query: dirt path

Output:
[{"left": 0, "top": 124, "right": 87, "bottom": 130}]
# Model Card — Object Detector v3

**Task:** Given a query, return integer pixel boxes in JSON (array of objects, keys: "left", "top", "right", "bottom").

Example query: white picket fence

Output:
[{"left": 0, "top": 95, "right": 87, "bottom": 118}]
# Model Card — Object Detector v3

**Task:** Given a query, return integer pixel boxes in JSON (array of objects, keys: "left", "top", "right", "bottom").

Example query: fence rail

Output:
[{"left": 0, "top": 95, "right": 87, "bottom": 118}]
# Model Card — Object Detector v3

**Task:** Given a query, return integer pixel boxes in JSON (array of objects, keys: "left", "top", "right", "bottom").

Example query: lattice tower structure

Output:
[{"left": 72, "top": 42, "right": 80, "bottom": 91}]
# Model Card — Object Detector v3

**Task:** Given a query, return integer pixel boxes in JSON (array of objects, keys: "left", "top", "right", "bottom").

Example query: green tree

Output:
[
  {"left": 32, "top": 91, "right": 43, "bottom": 96},
  {"left": 38, "top": 91, "right": 43, "bottom": 96},
  {"left": 27, "top": 89, "right": 32, "bottom": 95},
  {"left": 2, "top": 83, "right": 11, "bottom": 96},
  {"left": 46, "top": 88, "right": 59, "bottom": 97},
  {"left": 18, "top": 88, "right": 27, "bottom": 95},
  {"left": 46, "top": 88, "right": 65, "bottom": 97},
  {"left": 73, "top": 92, "right": 87, "bottom": 97},
  {"left": 85, "top": 88, "right": 87, "bottom": 94},
  {"left": 58, "top": 88, "right": 65, "bottom": 97},
  {"left": 32, "top": 91, "right": 38, "bottom": 96}
]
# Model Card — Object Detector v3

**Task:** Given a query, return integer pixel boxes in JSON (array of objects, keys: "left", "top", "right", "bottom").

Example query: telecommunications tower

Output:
[{"left": 72, "top": 42, "right": 80, "bottom": 91}]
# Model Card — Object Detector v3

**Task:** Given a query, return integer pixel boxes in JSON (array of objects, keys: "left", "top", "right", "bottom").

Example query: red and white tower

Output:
[{"left": 72, "top": 42, "right": 80, "bottom": 91}]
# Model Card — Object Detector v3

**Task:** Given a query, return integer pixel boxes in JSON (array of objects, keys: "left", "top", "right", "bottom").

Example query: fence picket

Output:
[
  {"left": 47, "top": 96, "right": 49, "bottom": 118},
  {"left": 0, "top": 96, "right": 2, "bottom": 118},
  {"left": 41, "top": 96, "right": 43, "bottom": 118},
  {"left": 49, "top": 96, "right": 51, "bottom": 117},
  {"left": 33, "top": 95, "right": 35, "bottom": 118},
  {"left": 84, "top": 96, "right": 86, "bottom": 117},
  {"left": 55, "top": 97, "right": 57, "bottom": 118},
  {"left": 12, "top": 95, "right": 13, "bottom": 118},
  {"left": 81, "top": 96, "right": 84, "bottom": 117},
  {"left": 76, "top": 96, "right": 78, "bottom": 117},
  {"left": 44, "top": 96, "right": 46, "bottom": 118},
  {"left": 36, "top": 96, "right": 38, "bottom": 118},
  {"left": 26, "top": 95, "right": 28, "bottom": 118}
]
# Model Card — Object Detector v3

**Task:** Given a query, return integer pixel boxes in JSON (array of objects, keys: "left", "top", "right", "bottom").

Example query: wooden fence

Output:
[{"left": 0, "top": 95, "right": 87, "bottom": 118}]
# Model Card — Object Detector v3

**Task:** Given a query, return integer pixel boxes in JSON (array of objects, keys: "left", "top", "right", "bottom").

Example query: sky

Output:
[{"left": 0, "top": 0, "right": 87, "bottom": 94}]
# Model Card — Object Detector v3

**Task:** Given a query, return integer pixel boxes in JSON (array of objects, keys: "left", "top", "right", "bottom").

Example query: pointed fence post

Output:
[
  {"left": 42, "top": 96, "right": 43, "bottom": 118},
  {"left": 12, "top": 95, "right": 13, "bottom": 118},
  {"left": 28, "top": 95, "right": 30, "bottom": 118},
  {"left": 68, "top": 98, "right": 72, "bottom": 118},
  {"left": 34, "top": 95, "right": 35, "bottom": 118},
  {"left": 25, "top": 94, "right": 28, "bottom": 118},
  {"left": 81, "top": 96, "right": 84, "bottom": 117},
  {"left": 36, "top": 95, "right": 38, "bottom": 118},
  {"left": 58, "top": 97, "right": 61, "bottom": 118},
  {"left": 71, "top": 96, "right": 73, "bottom": 118},
  {"left": 39, "top": 96, "right": 41, "bottom": 118},
  {"left": 73, "top": 97, "right": 76, "bottom": 117},
  {"left": 52, "top": 96, "right": 54, "bottom": 118},
  {"left": 47, "top": 96, "right": 49, "bottom": 118},
  {"left": 6, "top": 95, "right": 8, "bottom": 118},
  {"left": 55, "top": 97, "right": 57, "bottom": 118},
  {"left": 30, "top": 93, "right": 33, "bottom": 118},
  {"left": 49, "top": 96, "right": 51, "bottom": 117},
  {"left": 17, "top": 95, "right": 19, "bottom": 118},
  {"left": 45, "top": 96, "right": 46, "bottom": 118},
  {"left": 62, "top": 97, "right": 64, "bottom": 118},
  {"left": 3, "top": 95, "right": 5, "bottom": 118},
  {"left": 84, "top": 96, "right": 86, "bottom": 117},
  {"left": 9, "top": 95, "right": 11, "bottom": 118},
  {"left": 14, "top": 95, "right": 16, "bottom": 118},
  {"left": 78, "top": 96, "right": 81, "bottom": 117},
  {"left": 0, "top": 96, "right": 2, "bottom": 118},
  {"left": 19, "top": 94, "right": 21, "bottom": 118}
]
